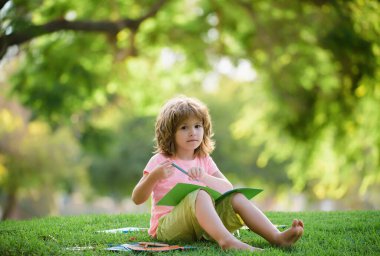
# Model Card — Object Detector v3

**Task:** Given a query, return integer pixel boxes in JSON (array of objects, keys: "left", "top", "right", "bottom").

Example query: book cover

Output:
[{"left": 157, "top": 183, "right": 263, "bottom": 206}]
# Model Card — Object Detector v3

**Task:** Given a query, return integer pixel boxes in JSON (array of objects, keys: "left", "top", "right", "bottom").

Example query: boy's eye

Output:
[{"left": 195, "top": 124, "right": 202, "bottom": 128}]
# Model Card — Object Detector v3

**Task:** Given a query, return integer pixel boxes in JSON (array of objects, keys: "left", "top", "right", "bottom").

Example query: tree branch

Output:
[
  {"left": 3, "top": 19, "right": 139, "bottom": 46},
  {"left": 0, "top": 0, "right": 168, "bottom": 59},
  {"left": 0, "top": 0, "right": 9, "bottom": 10}
]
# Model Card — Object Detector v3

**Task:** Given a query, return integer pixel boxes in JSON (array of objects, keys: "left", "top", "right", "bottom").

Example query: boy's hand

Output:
[
  {"left": 151, "top": 160, "right": 174, "bottom": 180},
  {"left": 188, "top": 167, "right": 206, "bottom": 181}
]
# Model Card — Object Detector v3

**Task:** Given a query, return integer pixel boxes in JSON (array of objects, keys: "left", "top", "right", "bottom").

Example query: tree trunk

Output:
[{"left": 1, "top": 190, "right": 17, "bottom": 220}]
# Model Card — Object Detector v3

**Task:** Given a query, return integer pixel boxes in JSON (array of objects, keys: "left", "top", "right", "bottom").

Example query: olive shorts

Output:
[{"left": 156, "top": 189, "right": 244, "bottom": 242}]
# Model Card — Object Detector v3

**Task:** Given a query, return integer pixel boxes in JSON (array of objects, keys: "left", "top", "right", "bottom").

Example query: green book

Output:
[{"left": 157, "top": 183, "right": 263, "bottom": 206}]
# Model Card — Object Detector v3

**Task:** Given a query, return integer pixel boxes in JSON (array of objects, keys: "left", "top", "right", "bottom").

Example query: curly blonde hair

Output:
[{"left": 154, "top": 96, "right": 215, "bottom": 157}]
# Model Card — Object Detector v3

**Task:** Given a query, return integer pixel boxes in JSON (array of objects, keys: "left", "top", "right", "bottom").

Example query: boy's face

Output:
[{"left": 174, "top": 116, "right": 204, "bottom": 158}]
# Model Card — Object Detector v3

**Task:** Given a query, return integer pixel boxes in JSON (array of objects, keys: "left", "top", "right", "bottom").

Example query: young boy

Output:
[{"left": 132, "top": 96, "right": 304, "bottom": 251}]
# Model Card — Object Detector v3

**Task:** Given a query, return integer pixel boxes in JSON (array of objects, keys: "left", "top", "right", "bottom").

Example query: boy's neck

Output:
[{"left": 174, "top": 152, "right": 195, "bottom": 161}]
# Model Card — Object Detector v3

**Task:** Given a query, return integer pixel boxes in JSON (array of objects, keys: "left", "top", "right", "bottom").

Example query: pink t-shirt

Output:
[{"left": 143, "top": 153, "right": 220, "bottom": 237}]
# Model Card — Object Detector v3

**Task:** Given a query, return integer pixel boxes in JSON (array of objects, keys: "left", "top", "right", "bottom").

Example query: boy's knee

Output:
[
  {"left": 231, "top": 193, "right": 247, "bottom": 206},
  {"left": 196, "top": 189, "right": 213, "bottom": 201}
]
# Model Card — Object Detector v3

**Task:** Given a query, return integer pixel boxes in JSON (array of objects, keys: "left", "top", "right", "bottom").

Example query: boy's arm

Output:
[
  {"left": 201, "top": 171, "right": 233, "bottom": 193},
  {"left": 131, "top": 173, "right": 158, "bottom": 205},
  {"left": 131, "top": 160, "right": 174, "bottom": 205},
  {"left": 188, "top": 167, "right": 233, "bottom": 193}
]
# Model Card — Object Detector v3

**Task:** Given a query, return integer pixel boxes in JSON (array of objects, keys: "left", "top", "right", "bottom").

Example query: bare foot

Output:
[
  {"left": 274, "top": 219, "right": 304, "bottom": 247},
  {"left": 220, "top": 237, "right": 263, "bottom": 252}
]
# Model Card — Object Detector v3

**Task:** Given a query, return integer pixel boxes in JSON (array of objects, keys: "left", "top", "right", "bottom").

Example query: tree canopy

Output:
[{"left": 0, "top": 0, "right": 379, "bottom": 218}]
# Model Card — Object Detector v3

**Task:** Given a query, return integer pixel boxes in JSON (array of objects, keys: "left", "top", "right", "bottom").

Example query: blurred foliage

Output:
[
  {"left": 0, "top": 96, "right": 88, "bottom": 219},
  {"left": 89, "top": 115, "right": 155, "bottom": 199},
  {"left": 0, "top": 0, "right": 379, "bottom": 218}
]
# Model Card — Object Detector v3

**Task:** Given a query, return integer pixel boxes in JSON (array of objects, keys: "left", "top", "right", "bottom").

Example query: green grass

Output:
[{"left": 0, "top": 211, "right": 379, "bottom": 255}]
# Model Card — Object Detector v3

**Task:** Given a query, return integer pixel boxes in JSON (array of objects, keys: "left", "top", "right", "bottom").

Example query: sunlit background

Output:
[{"left": 0, "top": 0, "right": 379, "bottom": 220}]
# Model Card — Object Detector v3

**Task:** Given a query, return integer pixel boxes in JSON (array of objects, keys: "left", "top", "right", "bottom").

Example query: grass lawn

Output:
[{"left": 0, "top": 210, "right": 379, "bottom": 255}]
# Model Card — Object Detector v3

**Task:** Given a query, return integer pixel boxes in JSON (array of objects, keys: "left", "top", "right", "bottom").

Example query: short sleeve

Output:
[
  {"left": 143, "top": 154, "right": 168, "bottom": 175},
  {"left": 206, "top": 156, "right": 220, "bottom": 175}
]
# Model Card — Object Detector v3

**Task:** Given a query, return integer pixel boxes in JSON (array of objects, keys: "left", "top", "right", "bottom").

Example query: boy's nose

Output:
[{"left": 189, "top": 127, "right": 196, "bottom": 135}]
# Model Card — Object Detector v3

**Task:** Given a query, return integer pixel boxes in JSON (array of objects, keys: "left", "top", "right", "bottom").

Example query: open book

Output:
[{"left": 157, "top": 183, "right": 263, "bottom": 206}]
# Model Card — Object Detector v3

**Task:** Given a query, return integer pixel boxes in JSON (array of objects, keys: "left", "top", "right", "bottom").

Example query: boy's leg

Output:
[
  {"left": 157, "top": 190, "right": 207, "bottom": 241},
  {"left": 195, "top": 190, "right": 261, "bottom": 251},
  {"left": 231, "top": 193, "right": 304, "bottom": 247}
]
